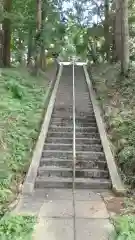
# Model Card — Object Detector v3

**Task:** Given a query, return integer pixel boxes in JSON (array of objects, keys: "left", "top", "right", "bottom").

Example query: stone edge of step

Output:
[
  {"left": 21, "top": 65, "right": 63, "bottom": 195},
  {"left": 43, "top": 143, "right": 103, "bottom": 150},
  {"left": 35, "top": 176, "right": 111, "bottom": 189},
  {"left": 84, "top": 65, "right": 126, "bottom": 196},
  {"left": 41, "top": 150, "right": 105, "bottom": 156},
  {"left": 39, "top": 158, "right": 107, "bottom": 169},
  {"left": 37, "top": 166, "right": 109, "bottom": 178},
  {"left": 46, "top": 137, "right": 101, "bottom": 144}
]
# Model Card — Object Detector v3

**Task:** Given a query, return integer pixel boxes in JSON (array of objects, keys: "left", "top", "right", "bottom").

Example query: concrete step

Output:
[
  {"left": 37, "top": 166, "right": 109, "bottom": 178},
  {"left": 51, "top": 117, "right": 96, "bottom": 123},
  {"left": 41, "top": 150, "right": 105, "bottom": 160},
  {"left": 75, "top": 110, "right": 94, "bottom": 115},
  {"left": 42, "top": 150, "right": 73, "bottom": 159},
  {"left": 53, "top": 110, "right": 73, "bottom": 115},
  {"left": 75, "top": 122, "right": 96, "bottom": 127},
  {"left": 52, "top": 113, "right": 73, "bottom": 118},
  {"left": 75, "top": 160, "right": 107, "bottom": 170},
  {"left": 77, "top": 144, "right": 103, "bottom": 152},
  {"left": 75, "top": 178, "right": 111, "bottom": 189},
  {"left": 75, "top": 169, "right": 109, "bottom": 178},
  {"left": 54, "top": 106, "right": 73, "bottom": 111},
  {"left": 40, "top": 159, "right": 73, "bottom": 168},
  {"left": 54, "top": 103, "right": 93, "bottom": 108},
  {"left": 44, "top": 143, "right": 73, "bottom": 151},
  {"left": 75, "top": 97, "right": 91, "bottom": 100},
  {"left": 53, "top": 109, "right": 94, "bottom": 115},
  {"left": 44, "top": 143, "right": 103, "bottom": 152},
  {"left": 38, "top": 166, "right": 73, "bottom": 177},
  {"left": 46, "top": 137, "right": 73, "bottom": 144},
  {"left": 46, "top": 137, "right": 101, "bottom": 145},
  {"left": 35, "top": 177, "right": 111, "bottom": 189},
  {"left": 75, "top": 93, "right": 90, "bottom": 96},
  {"left": 49, "top": 126, "right": 98, "bottom": 133},
  {"left": 52, "top": 113, "right": 95, "bottom": 118},
  {"left": 75, "top": 115, "right": 95, "bottom": 119},
  {"left": 40, "top": 159, "right": 107, "bottom": 169},
  {"left": 35, "top": 177, "right": 73, "bottom": 188},
  {"left": 50, "top": 121, "right": 96, "bottom": 127},
  {"left": 47, "top": 131, "right": 100, "bottom": 138},
  {"left": 76, "top": 151, "right": 105, "bottom": 161}
]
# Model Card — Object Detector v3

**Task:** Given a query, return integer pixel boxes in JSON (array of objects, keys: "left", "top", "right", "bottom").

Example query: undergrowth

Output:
[
  {"left": 114, "top": 215, "right": 135, "bottom": 240},
  {"left": 91, "top": 63, "right": 135, "bottom": 187},
  {"left": 0, "top": 214, "right": 36, "bottom": 240},
  {"left": 0, "top": 67, "right": 48, "bottom": 216}
]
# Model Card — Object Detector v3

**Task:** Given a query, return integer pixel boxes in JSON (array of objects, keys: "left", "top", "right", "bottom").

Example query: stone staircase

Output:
[{"left": 35, "top": 65, "right": 111, "bottom": 189}]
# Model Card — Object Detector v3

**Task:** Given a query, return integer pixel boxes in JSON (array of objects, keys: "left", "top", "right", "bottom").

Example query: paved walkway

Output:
[{"left": 15, "top": 189, "right": 115, "bottom": 240}]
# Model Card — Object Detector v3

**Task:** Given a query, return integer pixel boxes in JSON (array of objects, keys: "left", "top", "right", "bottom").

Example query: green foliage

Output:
[
  {"left": 5, "top": 79, "right": 25, "bottom": 99},
  {"left": 114, "top": 215, "right": 135, "bottom": 240},
  {"left": 0, "top": 214, "right": 36, "bottom": 240},
  {"left": 0, "top": 189, "right": 12, "bottom": 204},
  {"left": 0, "top": 68, "right": 48, "bottom": 211},
  {"left": 91, "top": 63, "right": 135, "bottom": 186},
  {"left": 10, "top": 0, "right": 66, "bottom": 63},
  {"left": 1, "top": 0, "right": 134, "bottom": 64}
]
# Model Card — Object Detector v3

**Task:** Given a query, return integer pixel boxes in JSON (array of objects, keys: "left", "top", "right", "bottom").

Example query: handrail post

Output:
[
  {"left": 72, "top": 58, "right": 76, "bottom": 240},
  {"left": 72, "top": 59, "right": 76, "bottom": 188}
]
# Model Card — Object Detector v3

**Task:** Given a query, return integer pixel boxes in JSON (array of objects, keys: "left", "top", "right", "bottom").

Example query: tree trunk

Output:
[
  {"left": 115, "top": 0, "right": 122, "bottom": 61},
  {"left": 88, "top": 41, "right": 98, "bottom": 64},
  {"left": 109, "top": 1, "right": 118, "bottom": 61},
  {"left": 120, "top": 0, "right": 129, "bottom": 75},
  {"left": 0, "top": 1, "right": 4, "bottom": 67},
  {"left": 104, "top": 0, "right": 110, "bottom": 61},
  {"left": 39, "top": 45, "right": 46, "bottom": 70},
  {"left": 34, "top": 0, "right": 42, "bottom": 74},
  {"left": 17, "top": 33, "right": 24, "bottom": 64},
  {"left": 27, "top": 28, "right": 33, "bottom": 66},
  {"left": 36, "top": 0, "right": 42, "bottom": 31},
  {"left": 3, "top": 0, "right": 12, "bottom": 67},
  {"left": 0, "top": 25, "right": 4, "bottom": 67},
  {"left": 39, "top": 0, "right": 46, "bottom": 70}
]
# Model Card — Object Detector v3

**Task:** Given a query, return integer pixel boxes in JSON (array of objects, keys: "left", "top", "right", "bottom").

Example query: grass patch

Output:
[
  {"left": 0, "top": 67, "right": 49, "bottom": 215},
  {"left": 114, "top": 215, "right": 135, "bottom": 239},
  {"left": 0, "top": 214, "right": 36, "bottom": 240},
  {"left": 91, "top": 63, "right": 135, "bottom": 187}
]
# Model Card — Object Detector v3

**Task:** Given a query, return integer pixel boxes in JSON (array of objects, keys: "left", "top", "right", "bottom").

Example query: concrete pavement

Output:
[{"left": 15, "top": 189, "right": 115, "bottom": 240}]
